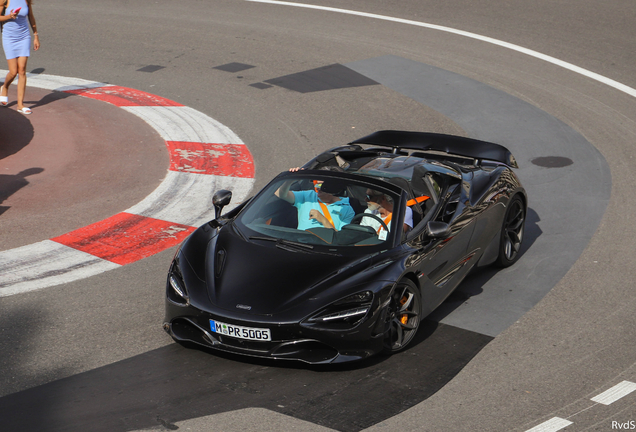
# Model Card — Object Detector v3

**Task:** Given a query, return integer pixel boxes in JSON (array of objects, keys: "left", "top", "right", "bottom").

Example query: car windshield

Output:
[{"left": 234, "top": 172, "right": 402, "bottom": 250}]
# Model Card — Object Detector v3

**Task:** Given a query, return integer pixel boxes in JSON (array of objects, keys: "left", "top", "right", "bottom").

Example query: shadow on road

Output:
[
  {"left": 0, "top": 167, "right": 44, "bottom": 217},
  {"left": 0, "top": 322, "right": 491, "bottom": 432},
  {"left": 0, "top": 208, "right": 544, "bottom": 432},
  {"left": 0, "top": 107, "right": 35, "bottom": 160}
]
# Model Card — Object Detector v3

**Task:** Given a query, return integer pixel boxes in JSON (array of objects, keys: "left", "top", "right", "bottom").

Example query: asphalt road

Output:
[{"left": 1, "top": 0, "right": 636, "bottom": 431}]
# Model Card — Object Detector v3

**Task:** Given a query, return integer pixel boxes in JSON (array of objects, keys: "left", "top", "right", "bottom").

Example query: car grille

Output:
[{"left": 169, "top": 318, "right": 339, "bottom": 363}]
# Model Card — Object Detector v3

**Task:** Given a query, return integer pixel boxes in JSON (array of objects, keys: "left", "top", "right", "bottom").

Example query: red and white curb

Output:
[{"left": 0, "top": 72, "right": 255, "bottom": 297}]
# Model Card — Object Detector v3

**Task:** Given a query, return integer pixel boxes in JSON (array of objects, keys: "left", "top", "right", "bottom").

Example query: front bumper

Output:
[{"left": 164, "top": 299, "right": 388, "bottom": 364}]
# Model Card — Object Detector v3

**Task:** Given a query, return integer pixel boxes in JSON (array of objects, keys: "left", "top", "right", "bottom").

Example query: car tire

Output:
[
  {"left": 495, "top": 195, "right": 526, "bottom": 267},
  {"left": 383, "top": 279, "right": 421, "bottom": 353}
]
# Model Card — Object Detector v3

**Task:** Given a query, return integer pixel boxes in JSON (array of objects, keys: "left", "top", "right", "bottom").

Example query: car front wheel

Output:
[{"left": 384, "top": 279, "right": 421, "bottom": 353}]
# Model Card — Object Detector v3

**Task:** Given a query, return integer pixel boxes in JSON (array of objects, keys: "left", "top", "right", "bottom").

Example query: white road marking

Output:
[
  {"left": 520, "top": 381, "right": 636, "bottom": 430},
  {"left": 591, "top": 381, "right": 636, "bottom": 405},
  {"left": 246, "top": 0, "right": 636, "bottom": 99},
  {"left": 525, "top": 417, "right": 573, "bottom": 432}
]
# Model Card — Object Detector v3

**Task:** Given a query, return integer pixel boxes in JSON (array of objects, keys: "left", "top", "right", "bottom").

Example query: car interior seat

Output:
[
  {"left": 387, "top": 177, "right": 424, "bottom": 227},
  {"left": 344, "top": 185, "right": 368, "bottom": 217},
  {"left": 410, "top": 165, "right": 439, "bottom": 215}
]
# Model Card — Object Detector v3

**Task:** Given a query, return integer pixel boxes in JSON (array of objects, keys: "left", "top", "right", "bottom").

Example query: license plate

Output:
[{"left": 210, "top": 320, "right": 271, "bottom": 341}]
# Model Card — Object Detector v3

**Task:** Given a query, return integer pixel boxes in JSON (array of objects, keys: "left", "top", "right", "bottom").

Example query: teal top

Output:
[{"left": 293, "top": 190, "right": 355, "bottom": 230}]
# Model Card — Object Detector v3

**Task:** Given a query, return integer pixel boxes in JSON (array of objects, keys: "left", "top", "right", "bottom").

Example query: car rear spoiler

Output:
[{"left": 349, "top": 130, "right": 519, "bottom": 168}]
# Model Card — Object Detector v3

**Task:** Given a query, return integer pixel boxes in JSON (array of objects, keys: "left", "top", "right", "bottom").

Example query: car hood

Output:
[{"left": 205, "top": 225, "right": 383, "bottom": 316}]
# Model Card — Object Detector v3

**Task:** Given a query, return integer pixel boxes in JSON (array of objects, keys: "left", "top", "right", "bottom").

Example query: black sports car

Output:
[{"left": 164, "top": 130, "right": 527, "bottom": 364}]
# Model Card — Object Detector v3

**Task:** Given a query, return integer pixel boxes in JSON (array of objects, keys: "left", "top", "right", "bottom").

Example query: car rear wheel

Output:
[
  {"left": 496, "top": 195, "right": 525, "bottom": 267},
  {"left": 384, "top": 279, "right": 421, "bottom": 353}
]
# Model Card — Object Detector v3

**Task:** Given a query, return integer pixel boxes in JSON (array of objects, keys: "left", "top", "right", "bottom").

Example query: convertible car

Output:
[{"left": 163, "top": 130, "right": 527, "bottom": 364}]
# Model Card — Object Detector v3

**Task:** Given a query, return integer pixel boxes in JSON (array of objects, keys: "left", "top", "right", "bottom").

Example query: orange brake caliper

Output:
[{"left": 399, "top": 295, "right": 409, "bottom": 325}]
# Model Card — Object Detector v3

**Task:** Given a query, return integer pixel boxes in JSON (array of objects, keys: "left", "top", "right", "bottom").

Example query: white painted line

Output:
[
  {"left": 246, "top": 0, "right": 636, "bottom": 99},
  {"left": 591, "top": 381, "right": 636, "bottom": 405},
  {"left": 0, "top": 241, "right": 120, "bottom": 297},
  {"left": 123, "top": 106, "right": 246, "bottom": 144},
  {"left": 126, "top": 171, "right": 254, "bottom": 227},
  {"left": 525, "top": 417, "right": 573, "bottom": 432}
]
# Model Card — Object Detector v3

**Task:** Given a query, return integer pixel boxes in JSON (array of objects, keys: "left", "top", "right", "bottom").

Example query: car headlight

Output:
[
  {"left": 167, "top": 258, "right": 189, "bottom": 306},
  {"left": 304, "top": 291, "right": 374, "bottom": 330}
]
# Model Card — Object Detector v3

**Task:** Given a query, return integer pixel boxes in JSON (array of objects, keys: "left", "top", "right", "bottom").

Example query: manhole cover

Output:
[{"left": 531, "top": 156, "right": 573, "bottom": 168}]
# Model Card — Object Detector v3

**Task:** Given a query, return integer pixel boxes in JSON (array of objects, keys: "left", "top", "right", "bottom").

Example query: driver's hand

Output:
[{"left": 308, "top": 209, "right": 325, "bottom": 223}]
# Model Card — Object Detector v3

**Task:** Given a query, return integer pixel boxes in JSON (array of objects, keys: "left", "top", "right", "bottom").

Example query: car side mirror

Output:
[
  {"left": 425, "top": 221, "right": 451, "bottom": 239},
  {"left": 213, "top": 190, "right": 232, "bottom": 219}
]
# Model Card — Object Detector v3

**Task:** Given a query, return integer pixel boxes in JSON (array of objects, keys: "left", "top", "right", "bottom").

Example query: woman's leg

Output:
[
  {"left": 1, "top": 58, "right": 19, "bottom": 103},
  {"left": 16, "top": 56, "right": 28, "bottom": 110}
]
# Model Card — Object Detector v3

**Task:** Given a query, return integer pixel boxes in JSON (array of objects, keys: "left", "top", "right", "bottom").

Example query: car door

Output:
[{"left": 409, "top": 175, "right": 478, "bottom": 315}]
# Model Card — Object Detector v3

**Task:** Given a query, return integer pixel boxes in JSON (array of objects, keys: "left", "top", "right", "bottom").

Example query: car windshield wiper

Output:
[{"left": 249, "top": 236, "right": 314, "bottom": 250}]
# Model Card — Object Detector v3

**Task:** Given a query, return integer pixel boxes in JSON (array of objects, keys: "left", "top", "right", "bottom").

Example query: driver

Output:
[
  {"left": 361, "top": 189, "right": 413, "bottom": 234},
  {"left": 275, "top": 169, "right": 355, "bottom": 231}
]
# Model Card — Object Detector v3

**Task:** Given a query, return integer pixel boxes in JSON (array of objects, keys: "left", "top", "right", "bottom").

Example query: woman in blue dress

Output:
[{"left": 0, "top": 0, "right": 39, "bottom": 114}]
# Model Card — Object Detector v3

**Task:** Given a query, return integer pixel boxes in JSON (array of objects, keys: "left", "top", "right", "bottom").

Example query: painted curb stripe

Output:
[
  {"left": 591, "top": 380, "right": 636, "bottom": 405},
  {"left": 66, "top": 85, "right": 184, "bottom": 107},
  {"left": 0, "top": 71, "right": 255, "bottom": 297},
  {"left": 124, "top": 171, "right": 254, "bottom": 227},
  {"left": 122, "top": 106, "right": 245, "bottom": 144},
  {"left": 166, "top": 141, "right": 255, "bottom": 177},
  {"left": 0, "top": 241, "right": 120, "bottom": 296},
  {"left": 524, "top": 417, "right": 573, "bottom": 432},
  {"left": 51, "top": 213, "right": 196, "bottom": 266},
  {"left": 15, "top": 73, "right": 109, "bottom": 91}
]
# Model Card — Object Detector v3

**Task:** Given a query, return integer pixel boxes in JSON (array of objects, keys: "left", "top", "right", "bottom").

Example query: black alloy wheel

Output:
[
  {"left": 384, "top": 279, "right": 421, "bottom": 352},
  {"left": 496, "top": 195, "right": 525, "bottom": 267}
]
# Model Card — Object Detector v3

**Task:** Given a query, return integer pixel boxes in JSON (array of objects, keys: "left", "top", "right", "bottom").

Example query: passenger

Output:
[
  {"left": 275, "top": 168, "right": 355, "bottom": 231},
  {"left": 361, "top": 189, "right": 413, "bottom": 234}
]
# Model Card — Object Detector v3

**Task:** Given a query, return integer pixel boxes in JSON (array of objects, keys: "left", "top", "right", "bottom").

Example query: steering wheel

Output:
[{"left": 349, "top": 213, "right": 389, "bottom": 233}]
